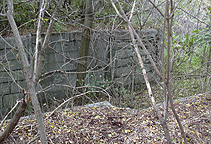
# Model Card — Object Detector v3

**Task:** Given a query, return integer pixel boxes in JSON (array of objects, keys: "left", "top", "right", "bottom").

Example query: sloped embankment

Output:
[{"left": 1, "top": 92, "right": 211, "bottom": 143}]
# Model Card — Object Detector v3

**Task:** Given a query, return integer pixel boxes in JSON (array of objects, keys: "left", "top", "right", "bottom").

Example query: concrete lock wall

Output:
[{"left": 0, "top": 29, "right": 161, "bottom": 118}]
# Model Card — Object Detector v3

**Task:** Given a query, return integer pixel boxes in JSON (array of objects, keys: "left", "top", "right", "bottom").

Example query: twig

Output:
[
  {"left": 33, "top": 0, "right": 47, "bottom": 82},
  {"left": 0, "top": 100, "right": 21, "bottom": 127},
  {"left": 147, "top": 0, "right": 164, "bottom": 17},
  {"left": 45, "top": 91, "right": 105, "bottom": 120},
  {"left": 0, "top": 13, "right": 6, "bottom": 16},
  {"left": 2, "top": 66, "right": 24, "bottom": 92},
  {"left": 129, "top": 0, "right": 136, "bottom": 21},
  {"left": 178, "top": 7, "right": 210, "bottom": 27}
]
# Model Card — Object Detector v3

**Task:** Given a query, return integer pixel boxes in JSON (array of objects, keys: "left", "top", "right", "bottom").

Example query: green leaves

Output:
[
  {"left": 172, "top": 27, "right": 210, "bottom": 76},
  {"left": 208, "top": 6, "right": 211, "bottom": 13}
]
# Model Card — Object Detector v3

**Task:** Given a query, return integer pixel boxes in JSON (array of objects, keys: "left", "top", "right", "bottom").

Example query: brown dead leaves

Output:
[{"left": 1, "top": 93, "right": 211, "bottom": 143}]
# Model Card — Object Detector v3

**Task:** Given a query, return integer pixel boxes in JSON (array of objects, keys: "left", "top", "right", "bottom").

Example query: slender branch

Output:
[
  {"left": 166, "top": 0, "right": 187, "bottom": 143},
  {"left": 13, "top": 0, "right": 32, "bottom": 5},
  {"left": 0, "top": 35, "right": 16, "bottom": 49},
  {"left": 35, "top": 0, "right": 64, "bottom": 86},
  {"left": 2, "top": 66, "right": 24, "bottom": 91},
  {"left": 129, "top": 0, "right": 136, "bottom": 21},
  {"left": 6, "top": 0, "right": 48, "bottom": 143},
  {"left": 110, "top": 0, "right": 124, "bottom": 20},
  {"left": 178, "top": 7, "right": 210, "bottom": 27},
  {"left": 39, "top": 56, "right": 114, "bottom": 78},
  {"left": 147, "top": 0, "right": 164, "bottom": 17},
  {"left": 0, "top": 100, "right": 20, "bottom": 127},
  {"left": 162, "top": 2, "right": 168, "bottom": 121},
  {"left": 168, "top": 0, "right": 183, "bottom": 19},
  {"left": 0, "top": 2, "right": 7, "bottom": 17},
  {"left": 37, "top": 84, "right": 111, "bottom": 101},
  {"left": 0, "top": 13, "right": 6, "bottom": 16},
  {"left": 45, "top": 90, "right": 106, "bottom": 119},
  {"left": 110, "top": 1, "right": 171, "bottom": 142},
  {"left": 0, "top": 100, "right": 27, "bottom": 142},
  {"left": 110, "top": 0, "right": 162, "bottom": 79},
  {"left": 33, "top": 0, "right": 46, "bottom": 82}
]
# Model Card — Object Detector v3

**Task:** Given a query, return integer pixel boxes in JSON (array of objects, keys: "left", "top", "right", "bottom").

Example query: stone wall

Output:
[{"left": 0, "top": 29, "right": 161, "bottom": 118}]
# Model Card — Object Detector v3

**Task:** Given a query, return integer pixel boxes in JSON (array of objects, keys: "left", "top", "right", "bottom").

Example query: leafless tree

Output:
[
  {"left": 0, "top": 0, "right": 209, "bottom": 143},
  {"left": 0, "top": 0, "right": 63, "bottom": 143},
  {"left": 110, "top": 0, "right": 199, "bottom": 143}
]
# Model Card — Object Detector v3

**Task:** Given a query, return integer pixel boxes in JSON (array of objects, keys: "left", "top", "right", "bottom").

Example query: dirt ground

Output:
[{"left": 1, "top": 92, "right": 211, "bottom": 144}]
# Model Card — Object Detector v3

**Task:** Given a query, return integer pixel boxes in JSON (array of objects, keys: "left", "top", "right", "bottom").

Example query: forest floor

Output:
[{"left": 1, "top": 92, "right": 211, "bottom": 144}]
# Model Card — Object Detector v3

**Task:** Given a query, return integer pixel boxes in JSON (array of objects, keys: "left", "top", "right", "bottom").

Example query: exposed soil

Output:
[{"left": 1, "top": 92, "right": 211, "bottom": 144}]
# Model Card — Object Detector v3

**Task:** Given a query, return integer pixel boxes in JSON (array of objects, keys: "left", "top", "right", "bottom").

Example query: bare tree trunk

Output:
[
  {"left": 33, "top": 0, "right": 46, "bottom": 82},
  {"left": 161, "top": 3, "right": 169, "bottom": 122},
  {"left": 0, "top": 0, "right": 63, "bottom": 143},
  {"left": 5, "top": 0, "right": 48, "bottom": 143},
  {"left": 35, "top": 0, "right": 64, "bottom": 85},
  {"left": 165, "top": 0, "right": 187, "bottom": 143},
  {"left": 76, "top": 0, "right": 94, "bottom": 89},
  {"left": 110, "top": 0, "right": 171, "bottom": 143},
  {"left": 0, "top": 100, "right": 27, "bottom": 142},
  {"left": 128, "top": 25, "right": 172, "bottom": 143}
]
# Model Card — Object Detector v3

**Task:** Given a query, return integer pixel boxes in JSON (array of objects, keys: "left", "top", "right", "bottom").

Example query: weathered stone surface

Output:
[{"left": 0, "top": 30, "right": 161, "bottom": 116}]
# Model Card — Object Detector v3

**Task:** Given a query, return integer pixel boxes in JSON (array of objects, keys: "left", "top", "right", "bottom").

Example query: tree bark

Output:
[
  {"left": 111, "top": 0, "right": 171, "bottom": 144},
  {"left": 128, "top": 24, "right": 172, "bottom": 144},
  {"left": 1, "top": 0, "right": 64, "bottom": 142},
  {"left": 0, "top": 100, "right": 27, "bottom": 142},
  {"left": 165, "top": 0, "right": 187, "bottom": 143},
  {"left": 5, "top": 0, "right": 48, "bottom": 143},
  {"left": 35, "top": 0, "right": 64, "bottom": 85},
  {"left": 110, "top": 0, "right": 172, "bottom": 143},
  {"left": 76, "top": 0, "right": 94, "bottom": 89}
]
